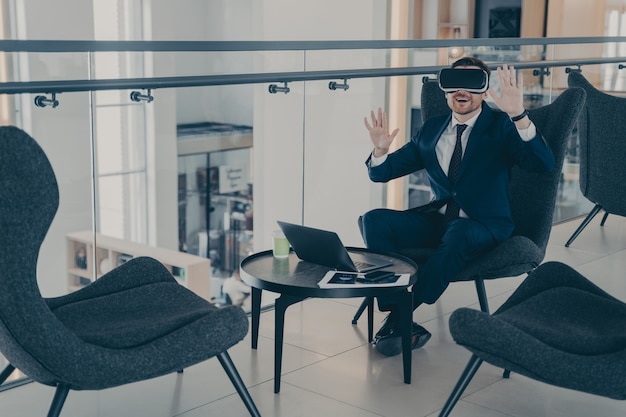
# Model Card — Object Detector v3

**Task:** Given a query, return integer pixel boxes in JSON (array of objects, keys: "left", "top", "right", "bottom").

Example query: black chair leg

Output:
[
  {"left": 351, "top": 296, "right": 372, "bottom": 324},
  {"left": 503, "top": 369, "right": 511, "bottom": 378},
  {"left": 217, "top": 351, "right": 261, "bottom": 417},
  {"left": 0, "top": 364, "right": 15, "bottom": 385},
  {"left": 47, "top": 384, "right": 70, "bottom": 417},
  {"left": 474, "top": 278, "right": 489, "bottom": 314},
  {"left": 600, "top": 211, "right": 609, "bottom": 226},
  {"left": 565, "top": 204, "right": 603, "bottom": 247},
  {"left": 439, "top": 355, "right": 483, "bottom": 417}
]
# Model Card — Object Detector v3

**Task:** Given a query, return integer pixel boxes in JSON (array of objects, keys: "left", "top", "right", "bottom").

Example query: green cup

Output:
[{"left": 272, "top": 231, "right": 290, "bottom": 258}]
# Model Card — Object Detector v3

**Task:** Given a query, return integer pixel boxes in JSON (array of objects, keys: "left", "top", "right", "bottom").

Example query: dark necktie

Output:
[{"left": 443, "top": 124, "right": 467, "bottom": 225}]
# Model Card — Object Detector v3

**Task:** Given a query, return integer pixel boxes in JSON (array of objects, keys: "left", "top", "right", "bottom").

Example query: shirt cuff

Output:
[
  {"left": 369, "top": 151, "right": 388, "bottom": 167},
  {"left": 517, "top": 122, "right": 537, "bottom": 142}
]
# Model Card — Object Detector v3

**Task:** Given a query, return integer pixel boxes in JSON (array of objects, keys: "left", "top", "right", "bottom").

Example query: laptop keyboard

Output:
[{"left": 353, "top": 260, "right": 375, "bottom": 270}]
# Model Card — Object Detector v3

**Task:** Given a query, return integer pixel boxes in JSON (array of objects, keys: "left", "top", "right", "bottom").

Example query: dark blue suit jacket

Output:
[{"left": 367, "top": 103, "right": 555, "bottom": 242}]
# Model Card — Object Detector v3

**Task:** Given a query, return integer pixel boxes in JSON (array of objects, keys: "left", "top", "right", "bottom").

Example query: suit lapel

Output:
[{"left": 426, "top": 115, "right": 452, "bottom": 184}]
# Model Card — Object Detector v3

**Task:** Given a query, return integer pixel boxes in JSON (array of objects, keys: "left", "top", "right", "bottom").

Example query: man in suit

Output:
[{"left": 362, "top": 57, "right": 555, "bottom": 356}]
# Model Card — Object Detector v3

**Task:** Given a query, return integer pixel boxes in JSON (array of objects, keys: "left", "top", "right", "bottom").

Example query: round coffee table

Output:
[{"left": 240, "top": 247, "right": 418, "bottom": 393}]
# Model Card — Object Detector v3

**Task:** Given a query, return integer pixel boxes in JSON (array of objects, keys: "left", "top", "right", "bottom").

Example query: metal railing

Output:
[{"left": 1, "top": 37, "right": 625, "bottom": 95}]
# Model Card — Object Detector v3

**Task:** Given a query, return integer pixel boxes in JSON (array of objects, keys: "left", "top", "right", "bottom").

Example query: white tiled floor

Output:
[{"left": 3, "top": 215, "right": 626, "bottom": 417}]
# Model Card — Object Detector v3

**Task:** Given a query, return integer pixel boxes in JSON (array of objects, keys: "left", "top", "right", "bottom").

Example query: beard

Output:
[{"left": 449, "top": 92, "right": 482, "bottom": 116}]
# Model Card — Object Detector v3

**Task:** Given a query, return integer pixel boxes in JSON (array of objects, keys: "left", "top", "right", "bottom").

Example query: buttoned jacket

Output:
[{"left": 367, "top": 102, "right": 555, "bottom": 242}]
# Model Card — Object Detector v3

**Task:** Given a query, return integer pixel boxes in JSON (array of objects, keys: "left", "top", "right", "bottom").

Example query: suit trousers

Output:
[{"left": 361, "top": 207, "right": 497, "bottom": 308}]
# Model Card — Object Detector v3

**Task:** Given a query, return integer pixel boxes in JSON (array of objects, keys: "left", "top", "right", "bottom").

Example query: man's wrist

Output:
[
  {"left": 373, "top": 148, "right": 389, "bottom": 158},
  {"left": 509, "top": 109, "right": 529, "bottom": 122}
]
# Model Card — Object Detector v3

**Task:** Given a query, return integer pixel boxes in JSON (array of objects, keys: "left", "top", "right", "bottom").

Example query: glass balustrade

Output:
[{"left": 2, "top": 37, "right": 626, "bottom": 391}]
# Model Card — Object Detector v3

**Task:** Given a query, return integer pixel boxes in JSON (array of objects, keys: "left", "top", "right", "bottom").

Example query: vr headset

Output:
[{"left": 438, "top": 68, "right": 489, "bottom": 94}]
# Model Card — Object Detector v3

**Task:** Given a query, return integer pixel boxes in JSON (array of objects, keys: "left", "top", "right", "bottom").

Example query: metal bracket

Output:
[
  {"left": 565, "top": 66, "right": 582, "bottom": 73},
  {"left": 532, "top": 68, "right": 551, "bottom": 77},
  {"left": 328, "top": 79, "right": 349, "bottom": 91},
  {"left": 34, "top": 93, "right": 59, "bottom": 108},
  {"left": 130, "top": 89, "right": 154, "bottom": 103},
  {"left": 619, "top": 64, "right": 626, "bottom": 70},
  {"left": 268, "top": 82, "right": 290, "bottom": 94}
]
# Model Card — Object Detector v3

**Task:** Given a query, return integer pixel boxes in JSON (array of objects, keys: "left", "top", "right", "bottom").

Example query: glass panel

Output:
[
  {"left": 303, "top": 48, "right": 390, "bottom": 72},
  {"left": 6, "top": 35, "right": 626, "bottom": 391},
  {"left": 6, "top": 52, "right": 90, "bottom": 82},
  {"left": 177, "top": 148, "right": 253, "bottom": 289},
  {"left": 174, "top": 71, "right": 305, "bottom": 311},
  {"left": 300, "top": 50, "right": 388, "bottom": 245}
]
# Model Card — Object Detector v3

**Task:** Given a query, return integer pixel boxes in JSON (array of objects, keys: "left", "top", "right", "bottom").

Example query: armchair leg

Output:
[
  {"left": 47, "top": 384, "right": 70, "bottom": 417},
  {"left": 565, "top": 204, "right": 603, "bottom": 247},
  {"left": 217, "top": 351, "right": 261, "bottom": 417},
  {"left": 439, "top": 355, "right": 483, "bottom": 417},
  {"left": 0, "top": 364, "right": 15, "bottom": 384},
  {"left": 600, "top": 211, "right": 609, "bottom": 226},
  {"left": 474, "top": 278, "right": 489, "bottom": 314}
]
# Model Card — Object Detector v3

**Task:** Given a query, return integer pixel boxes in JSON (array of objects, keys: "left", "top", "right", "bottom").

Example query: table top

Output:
[{"left": 240, "top": 247, "right": 418, "bottom": 298}]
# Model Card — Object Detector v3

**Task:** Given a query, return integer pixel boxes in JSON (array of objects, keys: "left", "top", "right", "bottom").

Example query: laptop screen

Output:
[
  {"left": 277, "top": 221, "right": 356, "bottom": 271},
  {"left": 276, "top": 221, "right": 391, "bottom": 272}
]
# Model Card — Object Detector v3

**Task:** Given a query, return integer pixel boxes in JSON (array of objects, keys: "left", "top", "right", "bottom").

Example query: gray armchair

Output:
[
  {"left": 565, "top": 71, "right": 626, "bottom": 247},
  {"left": 0, "top": 126, "right": 260, "bottom": 417},
  {"left": 353, "top": 83, "right": 586, "bottom": 331},
  {"left": 440, "top": 261, "right": 626, "bottom": 416}
]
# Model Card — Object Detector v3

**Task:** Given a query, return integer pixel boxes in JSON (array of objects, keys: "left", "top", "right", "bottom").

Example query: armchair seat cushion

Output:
[
  {"left": 398, "top": 235, "right": 542, "bottom": 282},
  {"left": 453, "top": 288, "right": 626, "bottom": 357},
  {"left": 449, "top": 261, "right": 626, "bottom": 400},
  {"left": 45, "top": 256, "right": 248, "bottom": 351},
  {"left": 498, "top": 287, "right": 626, "bottom": 355},
  {"left": 451, "top": 235, "right": 543, "bottom": 282},
  {"left": 50, "top": 281, "right": 246, "bottom": 350}
]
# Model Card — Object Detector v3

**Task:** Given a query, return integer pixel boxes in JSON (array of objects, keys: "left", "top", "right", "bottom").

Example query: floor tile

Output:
[
  {"left": 3, "top": 217, "right": 626, "bottom": 417},
  {"left": 462, "top": 373, "right": 626, "bottom": 417},
  {"left": 180, "top": 381, "right": 384, "bottom": 417}
]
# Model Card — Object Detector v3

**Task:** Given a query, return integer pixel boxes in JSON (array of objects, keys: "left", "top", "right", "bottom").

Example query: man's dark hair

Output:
[{"left": 451, "top": 56, "right": 490, "bottom": 76}]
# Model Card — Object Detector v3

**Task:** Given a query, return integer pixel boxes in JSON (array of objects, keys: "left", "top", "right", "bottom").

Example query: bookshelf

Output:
[{"left": 66, "top": 231, "right": 212, "bottom": 300}]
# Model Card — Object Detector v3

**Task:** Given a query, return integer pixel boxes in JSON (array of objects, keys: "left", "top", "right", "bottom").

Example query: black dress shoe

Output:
[
  {"left": 374, "top": 313, "right": 396, "bottom": 340},
  {"left": 375, "top": 323, "right": 431, "bottom": 357}
]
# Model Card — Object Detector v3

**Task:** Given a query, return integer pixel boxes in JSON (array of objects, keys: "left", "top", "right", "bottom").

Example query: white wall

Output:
[
  {"left": 148, "top": 0, "right": 390, "bottom": 253},
  {"left": 252, "top": 0, "right": 389, "bottom": 251},
  {"left": 149, "top": 0, "right": 254, "bottom": 126}
]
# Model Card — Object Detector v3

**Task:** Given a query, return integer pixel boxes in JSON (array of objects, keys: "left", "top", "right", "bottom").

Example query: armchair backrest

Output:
[
  {"left": 512, "top": 87, "right": 585, "bottom": 250},
  {"left": 420, "top": 80, "right": 449, "bottom": 123},
  {"left": 420, "top": 81, "right": 585, "bottom": 252},
  {"left": 0, "top": 126, "right": 71, "bottom": 383},
  {"left": 567, "top": 71, "right": 626, "bottom": 216}
]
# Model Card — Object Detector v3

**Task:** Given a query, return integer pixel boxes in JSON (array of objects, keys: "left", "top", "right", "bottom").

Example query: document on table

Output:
[{"left": 318, "top": 271, "right": 410, "bottom": 288}]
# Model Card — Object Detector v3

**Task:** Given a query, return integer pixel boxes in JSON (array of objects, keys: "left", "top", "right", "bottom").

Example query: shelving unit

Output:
[
  {"left": 176, "top": 121, "right": 254, "bottom": 279},
  {"left": 66, "top": 231, "right": 212, "bottom": 300},
  {"left": 438, "top": 0, "right": 474, "bottom": 63}
]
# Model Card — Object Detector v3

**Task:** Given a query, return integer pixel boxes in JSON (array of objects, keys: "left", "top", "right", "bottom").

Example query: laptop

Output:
[{"left": 277, "top": 220, "right": 392, "bottom": 273}]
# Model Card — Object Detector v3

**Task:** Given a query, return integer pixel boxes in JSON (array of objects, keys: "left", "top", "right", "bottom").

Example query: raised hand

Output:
[
  {"left": 488, "top": 64, "right": 526, "bottom": 118},
  {"left": 364, "top": 108, "right": 399, "bottom": 157}
]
